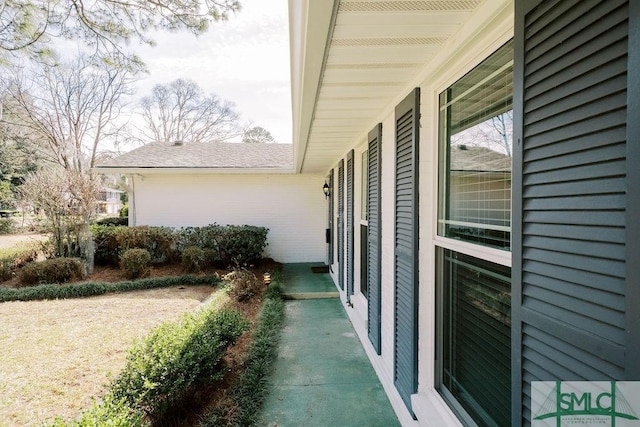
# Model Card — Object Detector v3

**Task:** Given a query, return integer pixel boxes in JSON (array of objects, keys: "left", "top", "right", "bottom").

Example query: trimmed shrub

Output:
[
  {"left": 120, "top": 248, "right": 151, "bottom": 279},
  {"left": 110, "top": 307, "right": 248, "bottom": 421},
  {"left": 50, "top": 395, "right": 144, "bottom": 427},
  {"left": 200, "top": 274, "right": 284, "bottom": 426},
  {"left": 119, "top": 205, "right": 128, "bottom": 218},
  {"left": 178, "top": 224, "right": 269, "bottom": 267},
  {"left": 92, "top": 225, "right": 177, "bottom": 266},
  {"left": 218, "top": 225, "right": 269, "bottom": 267},
  {"left": 18, "top": 257, "right": 86, "bottom": 286},
  {"left": 181, "top": 245, "right": 207, "bottom": 273},
  {"left": 0, "top": 217, "right": 14, "bottom": 235},
  {"left": 0, "top": 275, "right": 220, "bottom": 302},
  {"left": 94, "top": 216, "right": 128, "bottom": 227},
  {"left": 0, "top": 246, "right": 40, "bottom": 281}
]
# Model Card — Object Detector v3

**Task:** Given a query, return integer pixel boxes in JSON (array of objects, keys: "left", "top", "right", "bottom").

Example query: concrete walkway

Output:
[{"left": 259, "top": 263, "right": 400, "bottom": 426}]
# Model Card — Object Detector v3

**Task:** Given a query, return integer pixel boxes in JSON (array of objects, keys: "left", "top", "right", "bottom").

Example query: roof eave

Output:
[{"left": 289, "top": 0, "right": 338, "bottom": 173}]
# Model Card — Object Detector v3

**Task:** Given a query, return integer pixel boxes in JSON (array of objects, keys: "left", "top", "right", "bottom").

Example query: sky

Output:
[{"left": 130, "top": 0, "right": 292, "bottom": 145}]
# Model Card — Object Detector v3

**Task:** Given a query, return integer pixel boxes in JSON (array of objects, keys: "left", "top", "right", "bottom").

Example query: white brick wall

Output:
[{"left": 131, "top": 173, "right": 327, "bottom": 263}]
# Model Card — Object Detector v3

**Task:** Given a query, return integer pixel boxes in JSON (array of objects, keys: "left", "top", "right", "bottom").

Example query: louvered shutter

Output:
[
  {"left": 394, "top": 88, "right": 420, "bottom": 413},
  {"left": 329, "top": 169, "right": 335, "bottom": 265},
  {"left": 338, "top": 160, "right": 345, "bottom": 290},
  {"left": 513, "top": 1, "right": 633, "bottom": 425},
  {"left": 347, "top": 150, "right": 355, "bottom": 300},
  {"left": 368, "top": 124, "right": 383, "bottom": 354}
]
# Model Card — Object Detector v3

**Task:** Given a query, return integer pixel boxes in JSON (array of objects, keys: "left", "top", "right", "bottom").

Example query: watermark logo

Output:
[{"left": 532, "top": 381, "right": 640, "bottom": 427}]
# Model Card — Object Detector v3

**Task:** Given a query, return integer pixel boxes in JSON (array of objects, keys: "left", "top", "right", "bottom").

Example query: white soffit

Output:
[{"left": 299, "top": 0, "right": 485, "bottom": 174}]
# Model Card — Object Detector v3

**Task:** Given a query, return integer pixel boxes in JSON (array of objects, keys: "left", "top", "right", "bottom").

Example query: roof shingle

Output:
[{"left": 96, "top": 141, "right": 293, "bottom": 170}]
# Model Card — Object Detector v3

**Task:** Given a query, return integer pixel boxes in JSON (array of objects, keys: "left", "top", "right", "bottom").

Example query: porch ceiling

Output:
[{"left": 290, "top": 0, "right": 494, "bottom": 174}]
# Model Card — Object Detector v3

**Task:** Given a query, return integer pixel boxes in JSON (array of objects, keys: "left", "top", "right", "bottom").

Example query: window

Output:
[
  {"left": 438, "top": 41, "right": 513, "bottom": 251},
  {"left": 438, "top": 249, "right": 511, "bottom": 426},
  {"left": 360, "top": 150, "right": 368, "bottom": 297},
  {"left": 436, "top": 40, "right": 513, "bottom": 427}
]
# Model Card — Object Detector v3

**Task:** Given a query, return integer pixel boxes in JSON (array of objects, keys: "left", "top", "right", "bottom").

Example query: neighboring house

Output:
[
  {"left": 289, "top": 1, "right": 638, "bottom": 427},
  {"left": 97, "top": 188, "right": 123, "bottom": 215},
  {"left": 94, "top": 141, "right": 326, "bottom": 263}
]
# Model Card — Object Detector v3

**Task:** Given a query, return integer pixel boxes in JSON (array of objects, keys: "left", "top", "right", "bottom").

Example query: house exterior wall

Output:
[
  {"left": 130, "top": 173, "right": 326, "bottom": 263},
  {"left": 298, "top": 1, "right": 637, "bottom": 426},
  {"left": 323, "top": 2, "right": 514, "bottom": 425}
]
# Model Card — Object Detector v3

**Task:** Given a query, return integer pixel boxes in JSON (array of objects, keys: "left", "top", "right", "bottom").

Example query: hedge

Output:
[
  {"left": 199, "top": 274, "right": 285, "bottom": 426},
  {"left": 0, "top": 245, "right": 40, "bottom": 281},
  {"left": 0, "top": 275, "right": 220, "bottom": 303},
  {"left": 92, "top": 224, "right": 269, "bottom": 268},
  {"left": 92, "top": 225, "right": 177, "bottom": 266},
  {"left": 49, "top": 293, "right": 245, "bottom": 426},
  {"left": 110, "top": 308, "right": 248, "bottom": 421},
  {"left": 18, "top": 257, "right": 86, "bottom": 286},
  {"left": 178, "top": 224, "right": 269, "bottom": 267}
]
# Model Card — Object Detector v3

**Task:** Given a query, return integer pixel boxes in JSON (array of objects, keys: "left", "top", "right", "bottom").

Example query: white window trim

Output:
[{"left": 411, "top": 23, "right": 515, "bottom": 425}]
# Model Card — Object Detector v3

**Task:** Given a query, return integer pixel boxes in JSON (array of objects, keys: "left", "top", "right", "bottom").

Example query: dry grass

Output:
[{"left": 0, "top": 285, "right": 215, "bottom": 427}]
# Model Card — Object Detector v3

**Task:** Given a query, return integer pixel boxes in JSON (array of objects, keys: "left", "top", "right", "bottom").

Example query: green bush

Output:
[
  {"left": 0, "top": 274, "right": 220, "bottom": 302},
  {"left": 0, "top": 245, "right": 40, "bottom": 281},
  {"left": 18, "top": 257, "right": 86, "bottom": 286},
  {"left": 92, "top": 224, "right": 268, "bottom": 268},
  {"left": 181, "top": 245, "right": 207, "bottom": 273},
  {"left": 110, "top": 307, "right": 248, "bottom": 421},
  {"left": 218, "top": 225, "right": 269, "bottom": 267},
  {"left": 178, "top": 224, "right": 269, "bottom": 267},
  {"left": 94, "top": 217, "right": 128, "bottom": 227},
  {"left": 200, "top": 274, "right": 284, "bottom": 426},
  {"left": 120, "top": 248, "right": 151, "bottom": 279},
  {"left": 119, "top": 205, "right": 128, "bottom": 218},
  {"left": 50, "top": 395, "right": 143, "bottom": 427},
  {"left": 92, "top": 225, "right": 177, "bottom": 266},
  {"left": 0, "top": 217, "right": 14, "bottom": 235}
]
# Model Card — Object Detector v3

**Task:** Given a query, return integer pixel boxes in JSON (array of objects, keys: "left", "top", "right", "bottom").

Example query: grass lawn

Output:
[{"left": 0, "top": 285, "right": 215, "bottom": 427}]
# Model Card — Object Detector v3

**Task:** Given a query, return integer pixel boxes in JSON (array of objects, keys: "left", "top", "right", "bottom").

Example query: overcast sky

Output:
[{"left": 131, "top": 0, "right": 291, "bottom": 145}]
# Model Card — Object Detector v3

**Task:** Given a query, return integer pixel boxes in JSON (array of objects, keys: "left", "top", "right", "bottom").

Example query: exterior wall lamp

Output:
[{"left": 323, "top": 181, "right": 330, "bottom": 199}]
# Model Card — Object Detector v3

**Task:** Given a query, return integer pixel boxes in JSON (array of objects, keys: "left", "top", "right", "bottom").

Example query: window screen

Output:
[{"left": 438, "top": 40, "right": 513, "bottom": 250}]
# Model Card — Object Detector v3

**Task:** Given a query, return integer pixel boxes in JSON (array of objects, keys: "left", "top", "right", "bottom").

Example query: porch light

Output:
[{"left": 323, "top": 181, "right": 330, "bottom": 199}]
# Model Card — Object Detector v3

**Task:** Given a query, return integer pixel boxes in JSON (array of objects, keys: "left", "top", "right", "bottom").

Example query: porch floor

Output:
[{"left": 259, "top": 263, "right": 400, "bottom": 426}]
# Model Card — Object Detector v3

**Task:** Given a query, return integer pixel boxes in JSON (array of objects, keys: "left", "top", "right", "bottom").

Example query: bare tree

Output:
[
  {"left": 140, "top": 78, "right": 241, "bottom": 143},
  {"left": 0, "top": 0, "right": 240, "bottom": 62},
  {"left": 243, "top": 125, "right": 276, "bottom": 144},
  {"left": 2, "top": 54, "right": 137, "bottom": 172},
  {"left": 452, "top": 110, "right": 513, "bottom": 157},
  {"left": 19, "top": 167, "right": 100, "bottom": 272}
]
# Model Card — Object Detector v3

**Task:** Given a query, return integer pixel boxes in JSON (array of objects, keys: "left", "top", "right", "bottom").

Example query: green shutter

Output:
[
  {"left": 394, "top": 88, "right": 420, "bottom": 413},
  {"left": 368, "top": 124, "right": 382, "bottom": 354},
  {"left": 347, "top": 150, "right": 355, "bottom": 300}
]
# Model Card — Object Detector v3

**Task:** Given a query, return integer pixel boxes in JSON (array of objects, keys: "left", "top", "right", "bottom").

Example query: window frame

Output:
[{"left": 434, "top": 39, "right": 514, "bottom": 427}]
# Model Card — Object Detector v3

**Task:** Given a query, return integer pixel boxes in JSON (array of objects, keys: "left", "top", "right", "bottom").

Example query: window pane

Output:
[
  {"left": 439, "top": 248, "right": 511, "bottom": 427},
  {"left": 438, "top": 41, "right": 513, "bottom": 250}
]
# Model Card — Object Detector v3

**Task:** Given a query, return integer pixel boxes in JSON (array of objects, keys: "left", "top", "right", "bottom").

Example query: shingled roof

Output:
[
  {"left": 95, "top": 141, "right": 294, "bottom": 170},
  {"left": 450, "top": 145, "right": 511, "bottom": 172}
]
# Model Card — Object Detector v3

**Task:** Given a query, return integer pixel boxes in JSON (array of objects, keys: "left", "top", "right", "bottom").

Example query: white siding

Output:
[{"left": 131, "top": 173, "right": 326, "bottom": 263}]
